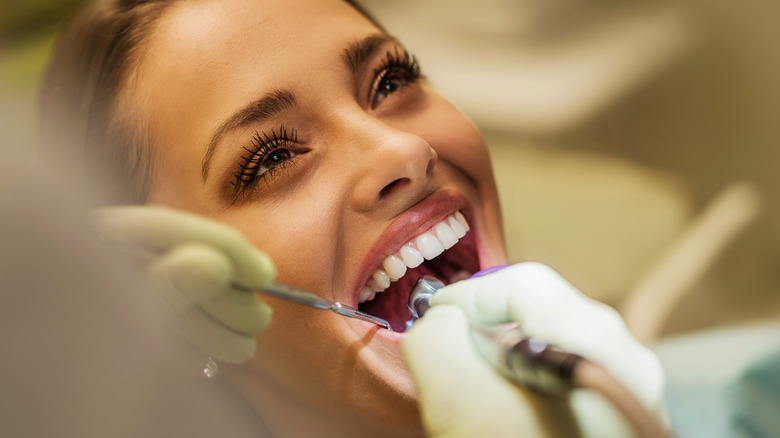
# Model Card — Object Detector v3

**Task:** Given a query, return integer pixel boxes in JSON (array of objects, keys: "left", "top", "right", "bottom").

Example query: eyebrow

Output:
[
  {"left": 343, "top": 33, "right": 395, "bottom": 73},
  {"left": 201, "top": 33, "right": 396, "bottom": 181}
]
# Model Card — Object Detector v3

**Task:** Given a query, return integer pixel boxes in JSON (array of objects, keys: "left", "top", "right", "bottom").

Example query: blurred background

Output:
[
  {"left": 354, "top": 3, "right": 780, "bottom": 434},
  {"left": 2, "top": 0, "right": 778, "bottom": 340},
  {"left": 2, "top": 0, "right": 779, "bottom": 435},
  {"left": 358, "top": 0, "right": 780, "bottom": 341}
]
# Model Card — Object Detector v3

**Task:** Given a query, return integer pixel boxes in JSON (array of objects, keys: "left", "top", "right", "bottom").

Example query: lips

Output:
[
  {"left": 359, "top": 211, "right": 470, "bottom": 302},
  {"left": 353, "top": 190, "right": 482, "bottom": 332}
]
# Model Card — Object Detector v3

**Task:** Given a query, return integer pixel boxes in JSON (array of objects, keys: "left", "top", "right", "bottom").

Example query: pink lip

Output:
[{"left": 348, "top": 189, "right": 470, "bottom": 306}]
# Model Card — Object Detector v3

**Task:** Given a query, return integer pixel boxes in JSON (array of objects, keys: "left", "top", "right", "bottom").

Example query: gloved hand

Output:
[
  {"left": 94, "top": 206, "right": 276, "bottom": 364},
  {"left": 403, "top": 262, "right": 667, "bottom": 438}
]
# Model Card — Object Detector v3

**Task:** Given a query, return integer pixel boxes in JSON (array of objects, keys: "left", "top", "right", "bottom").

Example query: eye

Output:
[
  {"left": 255, "top": 148, "right": 297, "bottom": 177},
  {"left": 232, "top": 125, "right": 303, "bottom": 197},
  {"left": 370, "top": 48, "right": 421, "bottom": 109},
  {"left": 374, "top": 73, "right": 410, "bottom": 105}
]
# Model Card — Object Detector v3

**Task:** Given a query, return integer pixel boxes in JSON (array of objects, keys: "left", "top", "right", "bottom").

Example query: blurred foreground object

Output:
[
  {"left": 0, "top": 151, "right": 269, "bottom": 437},
  {"left": 94, "top": 206, "right": 276, "bottom": 365}
]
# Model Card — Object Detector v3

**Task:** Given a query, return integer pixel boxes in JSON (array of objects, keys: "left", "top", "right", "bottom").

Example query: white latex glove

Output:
[
  {"left": 403, "top": 262, "right": 667, "bottom": 438},
  {"left": 94, "top": 206, "right": 276, "bottom": 364}
]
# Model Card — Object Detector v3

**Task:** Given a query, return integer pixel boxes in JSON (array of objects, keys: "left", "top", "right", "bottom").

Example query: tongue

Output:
[{"left": 358, "top": 235, "right": 481, "bottom": 332}]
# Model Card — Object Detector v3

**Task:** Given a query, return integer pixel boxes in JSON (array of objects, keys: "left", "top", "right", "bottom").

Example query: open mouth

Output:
[{"left": 357, "top": 211, "right": 480, "bottom": 332}]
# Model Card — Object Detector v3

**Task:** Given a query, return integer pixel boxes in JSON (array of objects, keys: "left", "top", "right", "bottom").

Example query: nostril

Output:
[
  {"left": 379, "top": 178, "right": 406, "bottom": 198},
  {"left": 426, "top": 155, "right": 436, "bottom": 175}
]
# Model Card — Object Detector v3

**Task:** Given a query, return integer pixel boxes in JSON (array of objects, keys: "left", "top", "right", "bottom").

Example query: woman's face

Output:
[{"left": 131, "top": 0, "right": 506, "bottom": 435}]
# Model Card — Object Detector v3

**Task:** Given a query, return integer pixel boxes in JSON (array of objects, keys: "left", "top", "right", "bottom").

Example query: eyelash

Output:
[
  {"left": 230, "top": 48, "right": 422, "bottom": 199},
  {"left": 232, "top": 125, "right": 299, "bottom": 196},
  {"left": 370, "top": 47, "right": 422, "bottom": 108}
]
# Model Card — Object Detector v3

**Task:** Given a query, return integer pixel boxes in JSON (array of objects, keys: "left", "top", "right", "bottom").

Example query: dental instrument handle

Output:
[
  {"left": 574, "top": 360, "right": 668, "bottom": 438},
  {"left": 409, "top": 275, "right": 667, "bottom": 437},
  {"left": 410, "top": 276, "right": 581, "bottom": 392},
  {"left": 250, "top": 282, "right": 333, "bottom": 310},
  {"left": 470, "top": 324, "right": 666, "bottom": 438},
  {"left": 469, "top": 323, "right": 582, "bottom": 393}
]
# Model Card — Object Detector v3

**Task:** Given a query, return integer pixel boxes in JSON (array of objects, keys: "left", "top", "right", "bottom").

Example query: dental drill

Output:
[
  {"left": 406, "top": 275, "right": 668, "bottom": 438},
  {"left": 406, "top": 275, "right": 580, "bottom": 393}
]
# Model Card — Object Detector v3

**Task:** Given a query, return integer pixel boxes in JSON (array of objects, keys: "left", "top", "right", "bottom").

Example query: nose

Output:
[{"left": 347, "top": 120, "right": 437, "bottom": 213}]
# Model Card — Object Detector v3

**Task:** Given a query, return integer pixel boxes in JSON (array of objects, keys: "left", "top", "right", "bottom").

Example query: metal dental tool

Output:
[
  {"left": 235, "top": 282, "right": 393, "bottom": 331},
  {"left": 406, "top": 275, "right": 581, "bottom": 393},
  {"left": 405, "top": 275, "right": 445, "bottom": 330},
  {"left": 104, "top": 239, "right": 393, "bottom": 331},
  {"left": 405, "top": 275, "right": 668, "bottom": 437}
]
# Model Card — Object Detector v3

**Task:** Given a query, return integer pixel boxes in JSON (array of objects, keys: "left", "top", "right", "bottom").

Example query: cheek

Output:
[
  {"left": 423, "top": 101, "right": 495, "bottom": 189},
  {"left": 214, "top": 188, "right": 342, "bottom": 292}
]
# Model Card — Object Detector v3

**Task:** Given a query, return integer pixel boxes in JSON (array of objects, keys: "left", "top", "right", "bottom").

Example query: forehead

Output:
[
  {"left": 144, "top": 0, "right": 376, "bottom": 75},
  {"left": 130, "top": 0, "right": 380, "bottom": 162}
]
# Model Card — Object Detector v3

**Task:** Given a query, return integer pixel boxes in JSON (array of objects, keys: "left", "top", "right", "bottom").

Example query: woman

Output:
[
  {"left": 40, "top": 1, "right": 663, "bottom": 436},
  {"left": 42, "top": 0, "right": 504, "bottom": 435}
]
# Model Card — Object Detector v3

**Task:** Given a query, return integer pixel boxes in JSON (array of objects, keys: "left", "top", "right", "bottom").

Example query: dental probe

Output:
[
  {"left": 407, "top": 276, "right": 668, "bottom": 438},
  {"left": 101, "top": 239, "right": 393, "bottom": 331},
  {"left": 233, "top": 282, "right": 393, "bottom": 330}
]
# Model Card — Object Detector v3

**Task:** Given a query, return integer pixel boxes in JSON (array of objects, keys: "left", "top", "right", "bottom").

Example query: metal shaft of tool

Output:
[
  {"left": 100, "top": 240, "right": 393, "bottom": 330},
  {"left": 330, "top": 302, "right": 393, "bottom": 330},
  {"left": 241, "top": 283, "right": 393, "bottom": 331},
  {"left": 253, "top": 283, "right": 333, "bottom": 309}
]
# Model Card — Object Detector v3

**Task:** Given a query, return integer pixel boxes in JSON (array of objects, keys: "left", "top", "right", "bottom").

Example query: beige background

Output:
[{"left": 360, "top": 0, "right": 780, "bottom": 337}]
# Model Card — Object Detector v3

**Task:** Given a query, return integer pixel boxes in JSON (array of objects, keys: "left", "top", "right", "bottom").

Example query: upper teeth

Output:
[{"left": 359, "top": 211, "right": 470, "bottom": 303}]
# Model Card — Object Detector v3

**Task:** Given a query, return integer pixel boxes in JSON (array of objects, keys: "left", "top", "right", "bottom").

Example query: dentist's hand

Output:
[
  {"left": 94, "top": 206, "right": 276, "bottom": 364},
  {"left": 403, "top": 262, "right": 667, "bottom": 438}
]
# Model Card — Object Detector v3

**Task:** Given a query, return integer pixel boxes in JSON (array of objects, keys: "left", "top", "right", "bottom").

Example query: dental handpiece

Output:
[
  {"left": 407, "top": 275, "right": 581, "bottom": 393},
  {"left": 407, "top": 276, "right": 668, "bottom": 438}
]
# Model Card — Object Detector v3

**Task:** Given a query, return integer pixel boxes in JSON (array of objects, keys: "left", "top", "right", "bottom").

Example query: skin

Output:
[{"left": 126, "top": 0, "right": 507, "bottom": 436}]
